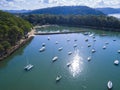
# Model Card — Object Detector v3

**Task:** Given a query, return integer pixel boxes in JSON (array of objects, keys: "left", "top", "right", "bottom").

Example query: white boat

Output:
[
  {"left": 56, "top": 75, "right": 62, "bottom": 82},
  {"left": 73, "top": 44, "right": 77, "bottom": 47},
  {"left": 91, "top": 49, "right": 96, "bottom": 53},
  {"left": 105, "top": 42, "right": 109, "bottom": 44},
  {"left": 93, "top": 39, "right": 96, "bottom": 42},
  {"left": 66, "top": 62, "right": 71, "bottom": 67},
  {"left": 42, "top": 43, "right": 45, "bottom": 46},
  {"left": 48, "top": 37, "right": 50, "bottom": 40},
  {"left": 118, "top": 50, "right": 120, "bottom": 53},
  {"left": 52, "top": 56, "right": 58, "bottom": 62},
  {"left": 68, "top": 52, "right": 72, "bottom": 55},
  {"left": 58, "top": 47, "right": 63, "bottom": 51},
  {"left": 24, "top": 64, "right": 34, "bottom": 71},
  {"left": 103, "top": 46, "right": 106, "bottom": 49},
  {"left": 114, "top": 60, "right": 119, "bottom": 65},
  {"left": 88, "top": 44, "right": 91, "bottom": 47},
  {"left": 85, "top": 38, "right": 88, "bottom": 42},
  {"left": 107, "top": 81, "right": 113, "bottom": 89},
  {"left": 87, "top": 56, "right": 91, "bottom": 61},
  {"left": 84, "top": 32, "right": 89, "bottom": 35},
  {"left": 55, "top": 41, "right": 59, "bottom": 44},
  {"left": 39, "top": 47, "right": 45, "bottom": 52}
]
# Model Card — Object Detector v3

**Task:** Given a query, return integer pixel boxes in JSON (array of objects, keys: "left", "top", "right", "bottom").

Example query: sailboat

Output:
[
  {"left": 107, "top": 81, "right": 113, "bottom": 89},
  {"left": 24, "top": 58, "right": 34, "bottom": 71}
]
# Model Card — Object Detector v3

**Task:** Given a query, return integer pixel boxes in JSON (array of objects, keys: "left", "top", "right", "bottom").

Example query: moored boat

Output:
[
  {"left": 87, "top": 56, "right": 91, "bottom": 61},
  {"left": 114, "top": 60, "right": 119, "bottom": 65},
  {"left": 107, "top": 81, "right": 113, "bottom": 89},
  {"left": 52, "top": 56, "right": 58, "bottom": 62},
  {"left": 24, "top": 64, "right": 34, "bottom": 71},
  {"left": 68, "top": 52, "right": 72, "bottom": 55},
  {"left": 56, "top": 75, "right": 62, "bottom": 82},
  {"left": 39, "top": 47, "right": 45, "bottom": 52}
]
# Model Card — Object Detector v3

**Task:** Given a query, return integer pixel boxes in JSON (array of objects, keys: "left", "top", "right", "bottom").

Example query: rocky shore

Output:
[{"left": 0, "top": 30, "right": 35, "bottom": 61}]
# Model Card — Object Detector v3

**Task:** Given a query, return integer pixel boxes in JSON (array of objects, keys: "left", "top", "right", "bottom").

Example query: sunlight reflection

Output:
[{"left": 69, "top": 50, "right": 83, "bottom": 77}]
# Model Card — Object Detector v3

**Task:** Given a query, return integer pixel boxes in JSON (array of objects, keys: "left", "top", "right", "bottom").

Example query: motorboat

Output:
[
  {"left": 55, "top": 41, "right": 59, "bottom": 44},
  {"left": 114, "top": 60, "right": 119, "bottom": 65},
  {"left": 68, "top": 52, "right": 72, "bottom": 55},
  {"left": 66, "top": 62, "right": 71, "bottom": 67},
  {"left": 118, "top": 50, "right": 120, "bottom": 53},
  {"left": 87, "top": 56, "right": 91, "bottom": 61},
  {"left": 88, "top": 44, "right": 91, "bottom": 47},
  {"left": 24, "top": 64, "right": 34, "bottom": 71},
  {"left": 105, "top": 42, "right": 109, "bottom": 44},
  {"left": 91, "top": 49, "right": 96, "bottom": 53},
  {"left": 58, "top": 47, "right": 63, "bottom": 51},
  {"left": 52, "top": 56, "right": 58, "bottom": 62},
  {"left": 56, "top": 75, "right": 62, "bottom": 82},
  {"left": 39, "top": 47, "right": 45, "bottom": 52},
  {"left": 103, "top": 46, "right": 106, "bottom": 49},
  {"left": 48, "top": 37, "right": 50, "bottom": 40},
  {"left": 85, "top": 38, "right": 88, "bottom": 42},
  {"left": 42, "top": 43, "right": 45, "bottom": 46},
  {"left": 107, "top": 81, "right": 113, "bottom": 89},
  {"left": 73, "top": 44, "right": 77, "bottom": 47}
]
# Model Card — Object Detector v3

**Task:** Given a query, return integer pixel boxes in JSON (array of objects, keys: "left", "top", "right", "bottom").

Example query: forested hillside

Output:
[
  {"left": 0, "top": 10, "right": 32, "bottom": 55},
  {"left": 21, "top": 14, "right": 120, "bottom": 30},
  {"left": 28, "top": 6, "right": 105, "bottom": 15}
]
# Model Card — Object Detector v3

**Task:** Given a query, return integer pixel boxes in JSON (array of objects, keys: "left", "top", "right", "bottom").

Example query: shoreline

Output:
[{"left": 0, "top": 29, "right": 35, "bottom": 61}]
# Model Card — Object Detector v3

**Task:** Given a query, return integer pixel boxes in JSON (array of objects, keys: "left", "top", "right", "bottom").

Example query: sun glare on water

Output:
[{"left": 69, "top": 50, "right": 83, "bottom": 77}]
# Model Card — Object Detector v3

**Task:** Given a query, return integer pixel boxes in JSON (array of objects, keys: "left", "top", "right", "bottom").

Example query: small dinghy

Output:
[{"left": 107, "top": 81, "right": 113, "bottom": 89}]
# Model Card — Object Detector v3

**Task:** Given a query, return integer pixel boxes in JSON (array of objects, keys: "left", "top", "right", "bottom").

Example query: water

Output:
[{"left": 0, "top": 26, "right": 120, "bottom": 90}]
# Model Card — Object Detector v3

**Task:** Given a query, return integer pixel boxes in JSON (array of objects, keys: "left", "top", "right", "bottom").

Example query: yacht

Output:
[
  {"left": 118, "top": 50, "right": 120, "bottom": 53},
  {"left": 66, "top": 62, "right": 71, "bottom": 67},
  {"left": 52, "top": 56, "right": 58, "bottom": 62},
  {"left": 55, "top": 41, "right": 59, "bottom": 44},
  {"left": 58, "top": 47, "right": 63, "bottom": 51},
  {"left": 88, "top": 44, "right": 91, "bottom": 47},
  {"left": 68, "top": 52, "right": 72, "bottom": 55},
  {"left": 48, "top": 37, "right": 50, "bottom": 40},
  {"left": 73, "top": 44, "right": 77, "bottom": 47},
  {"left": 87, "top": 56, "right": 91, "bottom": 61},
  {"left": 42, "top": 43, "right": 45, "bottom": 46},
  {"left": 91, "top": 49, "right": 96, "bottom": 53},
  {"left": 107, "top": 81, "right": 113, "bottom": 89},
  {"left": 39, "top": 47, "right": 45, "bottom": 52},
  {"left": 103, "top": 46, "right": 106, "bottom": 49},
  {"left": 114, "top": 60, "right": 119, "bottom": 65},
  {"left": 24, "top": 64, "right": 34, "bottom": 71},
  {"left": 56, "top": 75, "right": 62, "bottom": 82},
  {"left": 85, "top": 38, "right": 88, "bottom": 42}
]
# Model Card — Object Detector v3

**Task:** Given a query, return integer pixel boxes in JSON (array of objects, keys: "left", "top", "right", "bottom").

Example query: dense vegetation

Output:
[
  {"left": 0, "top": 10, "right": 32, "bottom": 55},
  {"left": 28, "top": 6, "right": 105, "bottom": 15},
  {"left": 21, "top": 14, "right": 120, "bottom": 30}
]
